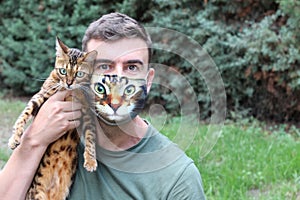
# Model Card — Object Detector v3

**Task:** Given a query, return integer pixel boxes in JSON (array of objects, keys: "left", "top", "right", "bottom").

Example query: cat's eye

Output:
[
  {"left": 59, "top": 68, "right": 67, "bottom": 75},
  {"left": 124, "top": 85, "right": 136, "bottom": 95},
  {"left": 94, "top": 83, "right": 106, "bottom": 94},
  {"left": 76, "top": 71, "right": 85, "bottom": 78}
]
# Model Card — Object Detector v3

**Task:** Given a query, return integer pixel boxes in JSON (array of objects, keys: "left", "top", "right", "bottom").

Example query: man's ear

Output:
[{"left": 146, "top": 68, "right": 155, "bottom": 93}]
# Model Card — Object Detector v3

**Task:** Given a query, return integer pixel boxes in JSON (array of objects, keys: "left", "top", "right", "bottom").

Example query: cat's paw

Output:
[
  {"left": 8, "top": 127, "right": 24, "bottom": 150},
  {"left": 84, "top": 152, "right": 97, "bottom": 172}
]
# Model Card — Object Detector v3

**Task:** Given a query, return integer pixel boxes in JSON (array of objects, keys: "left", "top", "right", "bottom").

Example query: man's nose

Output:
[{"left": 111, "top": 63, "right": 123, "bottom": 76}]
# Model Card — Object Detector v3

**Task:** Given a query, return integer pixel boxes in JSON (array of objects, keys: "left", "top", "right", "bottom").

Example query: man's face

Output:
[
  {"left": 87, "top": 38, "right": 152, "bottom": 77},
  {"left": 87, "top": 38, "right": 155, "bottom": 123}
]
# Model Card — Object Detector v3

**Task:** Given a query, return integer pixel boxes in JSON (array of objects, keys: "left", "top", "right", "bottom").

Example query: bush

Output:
[
  {"left": 1, "top": 0, "right": 299, "bottom": 122},
  {"left": 0, "top": 0, "right": 117, "bottom": 95}
]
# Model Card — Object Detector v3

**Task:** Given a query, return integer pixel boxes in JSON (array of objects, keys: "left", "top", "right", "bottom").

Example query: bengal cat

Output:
[
  {"left": 90, "top": 74, "right": 148, "bottom": 125},
  {"left": 8, "top": 37, "right": 98, "bottom": 200}
]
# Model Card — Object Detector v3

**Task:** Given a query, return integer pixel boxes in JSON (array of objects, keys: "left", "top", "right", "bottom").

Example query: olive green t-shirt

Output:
[{"left": 67, "top": 124, "right": 206, "bottom": 200}]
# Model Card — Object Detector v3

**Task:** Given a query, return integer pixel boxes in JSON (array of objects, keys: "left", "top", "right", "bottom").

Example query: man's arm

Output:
[
  {"left": 0, "top": 135, "right": 48, "bottom": 199},
  {"left": 0, "top": 90, "right": 82, "bottom": 200}
]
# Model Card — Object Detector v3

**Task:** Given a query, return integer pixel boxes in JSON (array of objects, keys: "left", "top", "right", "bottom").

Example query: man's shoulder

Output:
[
  {"left": 140, "top": 124, "right": 173, "bottom": 151},
  {"left": 139, "top": 124, "right": 197, "bottom": 173},
  {"left": 142, "top": 125, "right": 206, "bottom": 199}
]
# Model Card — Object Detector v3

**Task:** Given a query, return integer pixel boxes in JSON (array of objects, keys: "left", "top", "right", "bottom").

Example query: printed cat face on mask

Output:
[{"left": 91, "top": 74, "right": 148, "bottom": 125}]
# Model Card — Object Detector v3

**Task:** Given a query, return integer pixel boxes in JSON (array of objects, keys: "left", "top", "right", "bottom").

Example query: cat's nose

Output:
[
  {"left": 66, "top": 84, "right": 72, "bottom": 89},
  {"left": 110, "top": 103, "right": 120, "bottom": 112},
  {"left": 110, "top": 98, "right": 120, "bottom": 112},
  {"left": 66, "top": 79, "right": 74, "bottom": 88}
]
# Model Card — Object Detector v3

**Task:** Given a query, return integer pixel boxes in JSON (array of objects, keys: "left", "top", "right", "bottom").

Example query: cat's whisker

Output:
[
  {"left": 78, "top": 84, "right": 89, "bottom": 90},
  {"left": 79, "top": 86, "right": 93, "bottom": 95},
  {"left": 89, "top": 107, "right": 98, "bottom": 115},
  {"left": 45, "top": 83, "right": 61, "bottom": 94},
  {"left": 33, "top": 77, "right": 49, "bottom": 82},
  {"left": 47, "top": 78, "right": 59, "bottom": 84}
]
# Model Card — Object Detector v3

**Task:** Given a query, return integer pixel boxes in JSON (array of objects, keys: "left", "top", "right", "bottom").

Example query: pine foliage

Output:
[{"left": 0, "top": 0, "right": 299, "bottom": 122}]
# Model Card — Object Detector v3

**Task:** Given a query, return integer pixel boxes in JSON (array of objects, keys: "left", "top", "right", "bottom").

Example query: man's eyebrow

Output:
[
  {"left": 95, "top": 59, "right": 113, "bottom": 64},
  {"left": 124, "top": 59, "right": 144, "bottom": 65}
]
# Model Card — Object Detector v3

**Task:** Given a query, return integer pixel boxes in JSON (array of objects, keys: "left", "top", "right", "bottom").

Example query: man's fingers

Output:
[
  {"left": 65, "top": 110, "right": 82, "bottom": 121},
  {"left": 68, "top": 120, "right": 81, "bottom": 130},
  {"left": 50, "top": 90, "right": 71, "bottom": 101},
  {"left": 47, "top": 90, "right": 84, "bottom": 113},
  {"left": 60, "top": 101, "right": 83, "bottom": 112}
]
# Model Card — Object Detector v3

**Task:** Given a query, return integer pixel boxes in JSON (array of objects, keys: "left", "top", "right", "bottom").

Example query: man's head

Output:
[
  {"left": 82, "top": 12, "right": 152, "bottom": 63},
  {"left": 83, "top": 12, "right": 154, "bottom": 87},
  {"left": 84, "top": 13, "right": 155, "bottom": 125}
]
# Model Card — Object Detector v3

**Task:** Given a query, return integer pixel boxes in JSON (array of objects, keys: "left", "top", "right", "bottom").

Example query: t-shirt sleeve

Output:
[{"left": 167, "top": 163, "right": 206, "bottom": 200}]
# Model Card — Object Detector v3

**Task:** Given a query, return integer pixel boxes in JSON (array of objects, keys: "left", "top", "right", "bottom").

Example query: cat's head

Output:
[
  {"left": 91, "top": 74, "right": 148, "bottom": 125},
  {"left": 55, "top": 37, "right": 97, "bottom": 90}
]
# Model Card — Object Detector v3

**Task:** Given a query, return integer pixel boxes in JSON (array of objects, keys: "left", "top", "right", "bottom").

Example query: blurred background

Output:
[
  {"left": 1, "top": 0, "right": 299, "bottom": 123},
  {"left": 0, "top": 1, "right": 300, "bottom": 199}
]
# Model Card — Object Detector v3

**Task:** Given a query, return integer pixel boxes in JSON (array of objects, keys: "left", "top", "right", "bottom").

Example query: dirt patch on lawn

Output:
[{"left": 247, "top": 183, "right": 300, "bottom": 200}]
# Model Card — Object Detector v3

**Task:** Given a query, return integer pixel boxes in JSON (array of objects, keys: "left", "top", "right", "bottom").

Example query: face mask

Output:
[{"left": 90, "top": 74, "right": 148, "bottom": 125}]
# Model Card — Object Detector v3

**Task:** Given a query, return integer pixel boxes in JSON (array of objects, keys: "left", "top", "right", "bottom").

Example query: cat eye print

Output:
[
  {"left": 124, "top": 85, "right": 136, "bottom": 95},
  {"left": 94, "top": 83, "right": 106, "bottom": 94}
]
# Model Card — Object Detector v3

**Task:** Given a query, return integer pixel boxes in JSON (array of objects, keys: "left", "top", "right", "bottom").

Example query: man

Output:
[{"left": 0, "top": 13, "right": 206, "bottom": 199}]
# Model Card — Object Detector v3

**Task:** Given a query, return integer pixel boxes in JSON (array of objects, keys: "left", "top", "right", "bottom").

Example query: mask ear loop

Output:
[
  {"left": 144, "top": 71, "right": 152, "bottom": 94},
  {"left": 144, "top": 71, "right": 150, "bottom": 82}
]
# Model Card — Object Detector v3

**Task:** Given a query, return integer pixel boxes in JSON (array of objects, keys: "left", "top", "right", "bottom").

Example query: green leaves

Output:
[
  {"left": 0, "top": 0, "right": 114, "bottom": 95},
  {"left": 0, "top": 0, "right": 299, "bottom": 121}
]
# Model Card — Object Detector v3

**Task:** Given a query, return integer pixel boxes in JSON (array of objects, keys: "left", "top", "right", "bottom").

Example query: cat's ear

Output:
[
  {"left": 56, "top": 37, "right": 69, "bottom": 57},
  {"left": 84, "top": 50, "right": 98, "bottom": 63}
]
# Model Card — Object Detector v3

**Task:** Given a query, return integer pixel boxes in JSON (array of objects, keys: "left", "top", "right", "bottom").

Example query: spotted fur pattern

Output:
[{"left": 8, "top": 37, "right": 98, "bottom": 200}]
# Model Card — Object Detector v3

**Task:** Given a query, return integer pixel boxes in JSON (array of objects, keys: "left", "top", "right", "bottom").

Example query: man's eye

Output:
[
  {"left": 128, "top": 65, "right": 138, "bottom": 71},
  {"left": 99, "top": 64, "right": 110, "bottom": 70}
]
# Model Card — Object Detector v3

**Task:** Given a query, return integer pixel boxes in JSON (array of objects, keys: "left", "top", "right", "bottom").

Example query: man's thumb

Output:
[{"left": 51, "top": 90, "right": 71, "bottom": 101}]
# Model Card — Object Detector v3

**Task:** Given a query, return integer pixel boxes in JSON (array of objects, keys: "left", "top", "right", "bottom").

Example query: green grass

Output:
[
  {"left": 1, "top": 99, "right": 300, "bottom": 199},
  {"left": 153, "top": 117, "right": 300, "bottom": 200},
  {"left": 0, "top": 98, "right": 27, "bottom": 128},
  {"left": 0, "top": 98, "right": 26, "bottom": 168}
]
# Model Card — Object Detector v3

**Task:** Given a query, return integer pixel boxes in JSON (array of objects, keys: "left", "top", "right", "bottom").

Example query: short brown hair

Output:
[{"left": 82, "top": 12, "right": 152, "bottom": 62}]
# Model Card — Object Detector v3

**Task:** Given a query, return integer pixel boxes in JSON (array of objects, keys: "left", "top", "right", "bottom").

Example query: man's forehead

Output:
[{"left": 87, "top": 38, "right": 148, "bottom": 60}]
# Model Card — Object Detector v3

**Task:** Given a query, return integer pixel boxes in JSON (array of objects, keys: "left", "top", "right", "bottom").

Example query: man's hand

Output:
[{"left": 21, "top": 90, "right": 83, "bottom": 149}]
